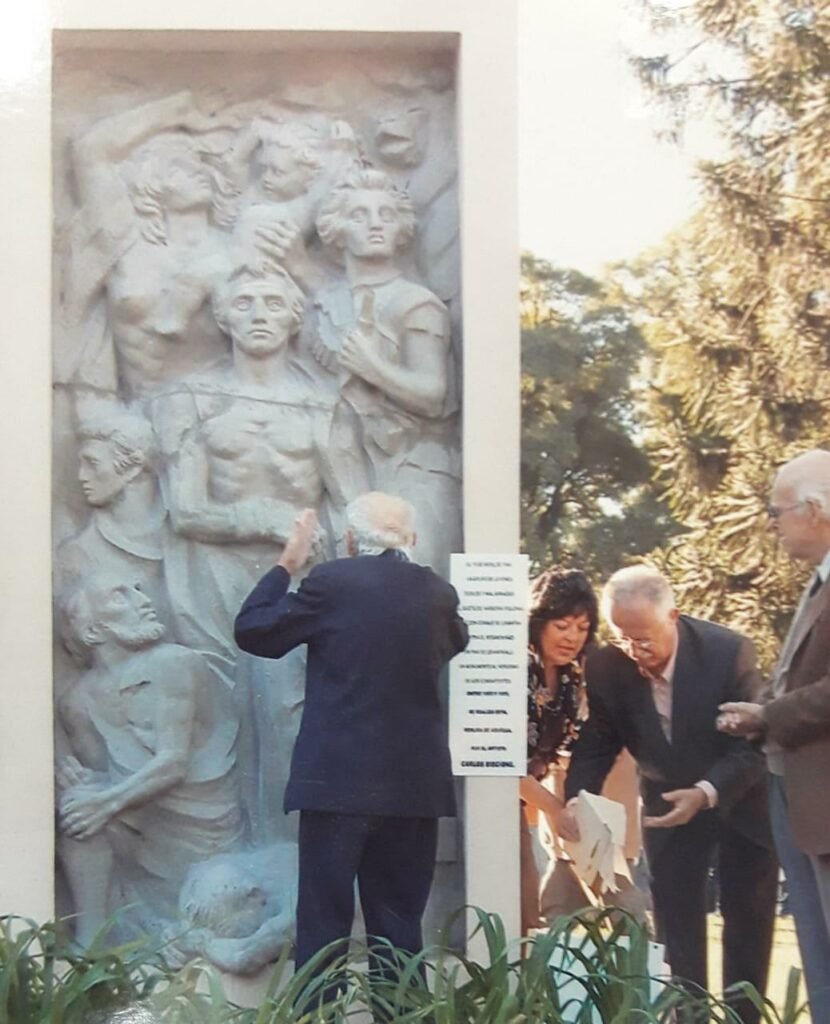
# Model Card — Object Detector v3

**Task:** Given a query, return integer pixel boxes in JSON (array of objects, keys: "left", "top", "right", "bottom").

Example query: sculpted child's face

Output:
[
  {"left": 260, "top": 144, "right": 316, "bottom": 201},
  {"left": 227, "top": 278, "right": 296, "bottom": 357},
  {"left": 340, "top": 189, "right": 403, "bottom": 259}
]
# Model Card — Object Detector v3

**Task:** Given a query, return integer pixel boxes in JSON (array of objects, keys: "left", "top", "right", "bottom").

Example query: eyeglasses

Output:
[
  {"left": 610, "top": 636, "right": 655, "bottom": 654},
  {"left": 766, "top": 502, "right": 804, "bottom": 520}
]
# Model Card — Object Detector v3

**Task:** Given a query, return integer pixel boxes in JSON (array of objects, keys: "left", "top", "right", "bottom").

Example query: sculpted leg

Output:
[{"left": 59, "top": 832, "right": 114, "bottom": 946}]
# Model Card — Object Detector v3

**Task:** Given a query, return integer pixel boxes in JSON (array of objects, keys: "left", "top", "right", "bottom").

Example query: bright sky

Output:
[{"left": 518, "top": 0, "right": 701, "bottom": 276}]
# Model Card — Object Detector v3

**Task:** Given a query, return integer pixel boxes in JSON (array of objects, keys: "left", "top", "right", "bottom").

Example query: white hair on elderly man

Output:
[
  {"left": 600, "top": 564, "right": 676, "bottom": 622},
  {"left": 346, "top": 492, "right": 416, "bottom": 556},
  {"left": 778, "top": 449, "right": 830, "bottom": 520}
]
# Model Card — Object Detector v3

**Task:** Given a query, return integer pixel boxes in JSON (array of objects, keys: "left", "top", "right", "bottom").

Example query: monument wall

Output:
[
  {"left": 52, "top": 35, "right": 463, "bottom": 968},
  {"left": 0, "top": 0, "right": 519, "bottom": 957}
]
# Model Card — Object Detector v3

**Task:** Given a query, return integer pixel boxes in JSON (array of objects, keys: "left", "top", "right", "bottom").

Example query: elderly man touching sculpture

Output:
[
  {"left": 234, "top": 492, "right": 468, "bottom": 977},
  {"left": 719, "top": 450, "right": 830, "bottom": 1022},
  {"left": 560, "top": 566, "right": 776, "bottom": 1024}
]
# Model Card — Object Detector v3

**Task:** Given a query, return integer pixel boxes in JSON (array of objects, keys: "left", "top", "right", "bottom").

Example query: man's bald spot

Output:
[{"left": 361, "top": 492, "right": 414, "bottom": 533}]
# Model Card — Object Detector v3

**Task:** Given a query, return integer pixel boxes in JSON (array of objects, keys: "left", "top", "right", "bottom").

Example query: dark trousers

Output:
[
  {"left": 295, "top": 810, "right": 439, "bottom": 982},
  {"left": 647, "top": 813, "right": 777, "bottom": 1024}
]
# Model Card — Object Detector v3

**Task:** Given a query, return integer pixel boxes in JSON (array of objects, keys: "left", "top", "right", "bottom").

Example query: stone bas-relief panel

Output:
[{"left": 52, "top": 36, "right": 463, "bottom": 973}]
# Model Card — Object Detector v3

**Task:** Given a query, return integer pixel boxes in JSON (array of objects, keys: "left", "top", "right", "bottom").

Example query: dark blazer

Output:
[
  {"left": 764, "top": 579, "right": 830, "bottom": 854},
  {"left": 234, "top": 551, "right": 468, "bottom": 819},
  {"left": 565, "top": 615, "right": 772, "bottom": 854}
]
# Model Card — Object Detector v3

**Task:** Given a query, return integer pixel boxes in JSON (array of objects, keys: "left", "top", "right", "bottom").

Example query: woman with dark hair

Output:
[{"left": 520, "top": 567, "right": 599, "bottom": 933}]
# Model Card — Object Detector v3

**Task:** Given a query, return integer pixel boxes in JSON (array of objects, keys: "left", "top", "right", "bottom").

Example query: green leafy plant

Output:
[{"left": 0, "top": 910, "right": 810, "bottom": 1024}]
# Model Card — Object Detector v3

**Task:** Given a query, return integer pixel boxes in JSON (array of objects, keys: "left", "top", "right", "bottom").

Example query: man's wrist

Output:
[{"left": 694, "top": 781, "right": 718, "bottom": 809}]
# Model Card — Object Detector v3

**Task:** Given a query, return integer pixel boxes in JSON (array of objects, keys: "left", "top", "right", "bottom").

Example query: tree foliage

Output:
[
  {"left": 625, "top": 0, "right": 830, "bottom": 666},
  {"left": 521, "top": 253, "right": 677, "bottom": 579}
]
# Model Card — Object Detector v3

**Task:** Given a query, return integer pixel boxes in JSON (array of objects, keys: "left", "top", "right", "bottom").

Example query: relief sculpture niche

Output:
[{"left": 52, "top": 34, "right": 463, "bottom": 973}]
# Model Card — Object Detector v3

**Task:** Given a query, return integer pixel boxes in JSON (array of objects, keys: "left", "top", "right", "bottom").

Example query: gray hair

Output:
[
  {"left": 58, "top": 576, "right": 116, "bottom": 666},
  {"left": 600, "top": 565, "right": 676, "bottom": 621},
  {"left": 778, "top": 450, "right": 830, "bottom": 521},
  {"left": 346, "top": 492, "right": 415, "bottom": 556}
]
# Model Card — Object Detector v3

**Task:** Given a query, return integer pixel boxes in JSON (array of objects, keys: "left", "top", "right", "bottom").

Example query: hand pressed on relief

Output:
[
  {"left": 278, "top": 509, "right": 319, "bottom": 575},
  {"left": 643, "top": 787, "right": 707, "bottom": 829}
]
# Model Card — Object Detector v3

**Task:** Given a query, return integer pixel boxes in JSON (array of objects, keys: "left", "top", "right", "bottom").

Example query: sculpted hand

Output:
[
  {"left": 56, "top": 756, "right": 96, "bottom": 790},
  {"left": 255, "top": 219, "right": 304, "bottom": 264},
  {"left": 184, "top": 89, "right": 243, "bottom": 132},
  {"left": 557, "top": 802, "right": 581, "bottom": 843},
  {"left": 339, "top": 292, "right": 384, "bottom": 386},
  {"left": 60, "top": 786, "right": 119, "bottom": 839},
  {"left": 643, "top": 787, "right": 707, "bottom": 829},
  {"left": 717, "top": 701, "right": 765, "bottom": 739},
  {"left": 340, "top": 331, "right": 382, "bottom": 385},
  {"left": 278, "top": 509, "right": 319, "bottom": 575}
]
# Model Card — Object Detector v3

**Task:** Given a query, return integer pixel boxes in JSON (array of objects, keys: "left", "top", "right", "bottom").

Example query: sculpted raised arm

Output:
[{"left": 72, "top": 91, "right": 199, "bottom": 208}]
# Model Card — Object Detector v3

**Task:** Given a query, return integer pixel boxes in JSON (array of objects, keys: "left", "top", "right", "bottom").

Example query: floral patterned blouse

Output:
[{"left": 526, "top": 649, "right": 586, "bottom": 780}]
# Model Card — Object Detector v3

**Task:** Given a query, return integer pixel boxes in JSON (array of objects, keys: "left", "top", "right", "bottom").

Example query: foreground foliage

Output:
[{"left": 0, "top": 909, "right": 809, "bottom": 1023}]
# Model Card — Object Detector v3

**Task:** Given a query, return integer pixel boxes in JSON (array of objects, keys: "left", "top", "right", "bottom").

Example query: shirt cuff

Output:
[{"left": 694, "top": 780, "right": 718, "bottom": 808}]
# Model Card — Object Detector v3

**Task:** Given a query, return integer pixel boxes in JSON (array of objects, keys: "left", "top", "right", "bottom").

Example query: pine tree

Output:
[{"left": 627, "top": 0, "right": 830, "bottom": 666}]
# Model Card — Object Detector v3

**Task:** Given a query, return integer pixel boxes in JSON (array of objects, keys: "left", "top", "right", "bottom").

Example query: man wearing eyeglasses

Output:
[
  {"left": 718, "top": 449, "right": 830, "bottom": 1022},
  {"left": 560, "top": 565, "right": 776, "bottom": 1024}
]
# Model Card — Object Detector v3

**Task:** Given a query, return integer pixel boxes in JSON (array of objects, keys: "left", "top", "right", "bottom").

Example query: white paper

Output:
[{"left": 563, "top": 791, "right": 629, "bottom": 893}]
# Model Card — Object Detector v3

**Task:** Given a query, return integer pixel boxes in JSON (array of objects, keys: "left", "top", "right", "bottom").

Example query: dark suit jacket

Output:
[
  {"left": 764, "top": 579, "right": 830, "bottom": 854},
  {"left": 565, "top": 616, "right": 772, "bottom": 856},
  {"left": 234, "top": 551, "right": 468, "bottom": 818}
]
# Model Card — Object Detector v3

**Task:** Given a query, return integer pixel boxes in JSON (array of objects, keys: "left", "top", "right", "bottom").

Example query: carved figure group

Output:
[{"left": 53, "top": 69, "right": 461, "bottom": 975}]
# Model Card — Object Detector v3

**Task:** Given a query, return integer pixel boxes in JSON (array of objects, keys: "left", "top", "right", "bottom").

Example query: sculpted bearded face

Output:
[{"left": 95, "top": 584, "right": 166, "bottom": 649}]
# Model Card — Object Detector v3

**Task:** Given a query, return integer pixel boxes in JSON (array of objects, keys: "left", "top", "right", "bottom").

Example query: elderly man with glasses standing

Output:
[
  {"left": 559, "top": 565, "right": 777, "bottom": 1024},
  {"left": 719, "top": 449, "right": 830, "bottom": 1022}
]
